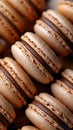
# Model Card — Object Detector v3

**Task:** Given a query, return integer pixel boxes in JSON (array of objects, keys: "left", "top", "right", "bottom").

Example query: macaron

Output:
[
  {"left": 0, "top": 93, "right": 16, "bottom": 130},
  {"left": 20, "top": 125, "right": 40, "bottom": 130},
  {"left": 51, "top": 68, "right": 73, "bottom": 113},
  {"left": 25, "top": 93, "right": 73, "bottom": 130},
  {"left": 34, "top": 9, "right": 73, "bottom": 57},
  {"left": 11, "top": 32, "right": 62, "bottom": 84},
  {"left": 0, "top": 0, "right": 46, "bottom": 44},
  {"left": 0, "top": 57, "right": 36, "bottom": 108},
  {"left": 58, "top": 0, "right": 73, "bottom": 24}
]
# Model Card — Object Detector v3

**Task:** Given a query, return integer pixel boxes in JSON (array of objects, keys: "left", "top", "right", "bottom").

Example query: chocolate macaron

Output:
[
  {"left": 0, "top": 0, "right": 46, "bottom": 45},
  {"left": 11, "top": 32, "right": 62, "bottom": 84},
  {"left": 58, "top": 0, "right": 73, "bottom": 24},
  {"left": 51, "top": 68, "right": 73, "bottom": 113},
  {"left": 25, "top": 93, "right": 73, "bottom": 130},
  {"left": 0, "top": 93, "right": 16, "bottom": 130},
  {"left": 0, "top": 57, "right": 36, "bottom": 108},
  {"left": 34, "top": 9, "right": 73, "bottom": 57}
]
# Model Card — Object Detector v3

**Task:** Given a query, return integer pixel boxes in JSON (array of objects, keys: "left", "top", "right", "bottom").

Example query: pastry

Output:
[
  {"left": 34, "top": 9, "right": 73, "bottom": 57},
  {"left": 25, "top": 93, "right": 73, "bottom": 130},
  {"left": 20, "top": 125, "right": 40, "bottom": 130},
  {"left": 0, "top": 57, "right": 36, "bottom": 108},
  {"left": 51, "top": 68, "right": 73, "bottom": 113},
  {"left": 11, "top": 32, "right": 62, "bottom": 84},
  {"left": 0, "top": 0, "right": 46, "bottom": 44},
  {"left": 0, "top": 93, "right": 16, "bottom": 130},
  {"left": 58, "top": 0, "right": 73, "bottom": 23}
]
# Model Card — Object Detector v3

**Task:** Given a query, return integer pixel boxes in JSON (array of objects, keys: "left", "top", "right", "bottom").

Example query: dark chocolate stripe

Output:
[
  {"left": 0, "top": 64, "right": 28, "bottom": 100},
  {"left": 33, "top": 100, "right": 70, "bottom": 130},
  {"left": 0, "top": 112, "right": 9, "bottom": 128},
  {"left": 41, "top": 16, "right": 73, "bottom": 49},
  {"left": 0, "top": 11, "right": 21, "bottom": 35},
  {"left": 26, "top": 0, "right": 41, "bottom": 16},
  {"left": 21, "top": 40, "right": 54, "bottom": 76},
  {"left": 61, "top": 77, "right": 73, "bottom": 90}
]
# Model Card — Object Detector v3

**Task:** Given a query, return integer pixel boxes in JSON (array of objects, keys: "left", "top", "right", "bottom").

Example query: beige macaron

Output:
[
  {"left": 51, "top": 68, "right": 73, "bottom": 113},
  {"left": 20, "top": 125, "right": 40, "bottom": 130},
  {"left": 34, "top": 9, "right": 73, "bottom": 57},
  {"left": 25, "top": 93, "right": 73, "bottom": 130},
  {"left": 0, "top": 93, "right": 16, "bottom": 130},
  {"left": 0, "top": 57, "right": 36, "bottom": 108},
  {"left": 11, "top": 32, "right": 62, "bottom": 84},
  {"left": 58, "top": 0, "right": 73, "bottom": 23}
]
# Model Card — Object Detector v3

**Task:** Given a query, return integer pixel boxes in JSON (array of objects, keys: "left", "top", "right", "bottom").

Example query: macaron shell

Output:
[
  {"left": 0, "top": 122, "right": 6, "bottom": 130},
  {"left": 0, "top": 94, "right": 16, "bottom": 123},
  {"left": 26, "top": 93, "right": 73, "bottom": 129},
  {"left": 6, "top": 0, "right": 45, "bottom": 22},
  {"left": 0, "top": 57, "right": 36, "bottom": 108},
  {"left": 34, "top": 10, "right": 73, "bottom": 56},
  {"left": 0, "top": 0, "right": 25, "bottom": 33},
  {"left": 58, "top": 0, "right": 73, "bottom": 23},
  {"left": 51, "top": 80, "right": 73, "bottom": 112},
  {"left": 21, "top": 125, "right": 40, "bottom": 130},
  {"left": 0, "top": 14, "right": 19, "bottom": 44}
]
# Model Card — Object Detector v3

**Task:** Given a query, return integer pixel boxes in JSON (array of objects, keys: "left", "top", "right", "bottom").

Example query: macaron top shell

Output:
[
  {"left": 58, "top": 0, "right": 73, "bottom": 23},
  {"left": 11, "top": 32, "right": 62, "bottom": 84},
  {"left": 21, "top": 125, "right": 40, "bottom": 130},
  {"left": 34, "top": 9, "right": 73, "bottom": 56},
  {"left": 25, "top": 93, "right": 73, "bottom": 130},
  {"left": 0, "top": 57, "right": 36, "bottom": 108}
]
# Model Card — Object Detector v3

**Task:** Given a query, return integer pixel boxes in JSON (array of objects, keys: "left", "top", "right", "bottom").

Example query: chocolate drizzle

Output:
[
  {"left": 0, "top": 112, "right": 9, "bottom": 128},
  {"left": 41, "top": 16, "right": 73, "bottom": 49},
  {"left": 61, "top": 77, "right": 73, "bottom": 90},
  {"left": 21, "top": 40, "right": 54, "bottom": 76},
  {"left": 0, "top": 63, "right": 28, "bottom": 101},
  {"left": 32, "top": 99, "right": 70, "bottom": 130}
]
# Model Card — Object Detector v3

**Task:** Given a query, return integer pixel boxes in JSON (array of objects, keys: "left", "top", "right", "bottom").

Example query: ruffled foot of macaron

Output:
[
  {"left": 51, "top": 68, "right": 73, "bottom": 113},
  {"left": 0, "top": 57, "right": 36, "bottom": 108},
  {"left": 34, "top": 9, "right": 73, "bottom": 57},
  {"left": 25, "top": 93, "right": 73, "bottom": 130},
  {"left": 11, "top": 32, "right": 62, "bottom": 84}
]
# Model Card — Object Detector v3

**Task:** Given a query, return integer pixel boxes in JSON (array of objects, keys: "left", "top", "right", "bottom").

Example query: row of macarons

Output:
[
  {"left": 0, "top": 57, "right": 73, "bottom": 129},
  {"left": 0, "top": 0, "right": 46, "bottom": 54}
]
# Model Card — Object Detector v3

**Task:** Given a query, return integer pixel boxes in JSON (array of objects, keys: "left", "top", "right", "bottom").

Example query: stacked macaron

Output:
[
  {"left": 0, "top": 57, "right": 36, "bottom": 108},
  {"left": 11, "top": 32, "right": 62, "bottom": 84},
  {"left": 51, "top": 68, "right": 73, "bottom": 113},
  {"left": 25, "top": 93, "right": 73, "bottom": 130},
  {"left": 0, "top": 0, "right": 46, "bottom": 54},
  {"left": 34, "top": 9, "right": 73, "bottom": 57},
  {"left": 0, "top": 93, "right": 16, "bottom": 130},
  {"left": 58, "top": 0, "right": 73, "bottom": 24},
  {"left": 20, "top": 125, "right": 40, "bottom": 130}
]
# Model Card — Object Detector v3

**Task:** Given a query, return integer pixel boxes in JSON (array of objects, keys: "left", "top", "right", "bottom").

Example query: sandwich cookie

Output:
[
  {"left": 34, "top": 9, "right": 73, "bottom": 57},
  {"left": 51, "top": 68, "right": 73, "bottom": 113},
  {"left": 11, "top": 32, "right": 62, "bottom": 84},
  {"left": 0, "top": 0, "right": 46, "bottom": 45},
  {"left": 25, "top": 93, "right": 73, "bottom": 130},
  {"left": 0, "top": 93, "right": 16, "bottom": 130},
  {"left": 20, "top": 125, "right": 40, "bottom": 130},
  {"left": 58, "top": 0, "right": 73, "bottom": 24},
  {"left": 0, "top": 57, "right": 36, "bottom": 108}
]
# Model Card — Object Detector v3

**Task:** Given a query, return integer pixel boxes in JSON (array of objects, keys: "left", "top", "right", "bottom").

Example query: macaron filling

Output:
[
  {"left": 0, "top": 112, "right": 9, "bottom": 128},
  {"left": 61, "top": 77, "right": 73, "bottom": 90},
  {"left": 32, "top": 99, "right": 70, "bottom": 130},
  {"left": 0, "top": 63, "right": 28, "bottom": 101},
  {"left": 41, "top": 16, "right": 73, "bottom": 49},
  {"left": 21, "top": 39, "right": 55, "bottom": 76},
  {"left": 26, "top": 0, "right": 41, "bottom": 16}
]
